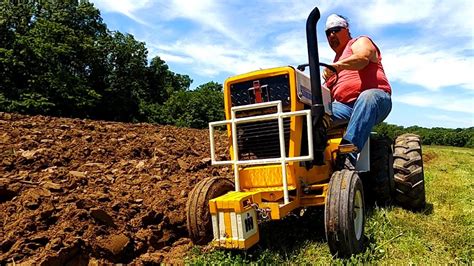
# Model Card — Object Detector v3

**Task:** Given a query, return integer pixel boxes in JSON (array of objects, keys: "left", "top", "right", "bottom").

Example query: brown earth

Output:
[{"left": 0, "top": 112, "right": 232, "bottom": 265}]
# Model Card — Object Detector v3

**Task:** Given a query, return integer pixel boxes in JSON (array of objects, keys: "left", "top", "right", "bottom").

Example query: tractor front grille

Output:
[
  {"left": 236, "top": 118, "right": 291, "bottom": 160},
  {"left": 230, "top": 74, "right": 290, "bottom": 107}
]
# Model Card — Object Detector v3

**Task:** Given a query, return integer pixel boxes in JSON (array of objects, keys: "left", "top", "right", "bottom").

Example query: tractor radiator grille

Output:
[
  {"left": 230, "top": 74, "right": 290, "bottom": 107},
  {"left": 236, "top": 118, "right": 291, "bottom": 160}
]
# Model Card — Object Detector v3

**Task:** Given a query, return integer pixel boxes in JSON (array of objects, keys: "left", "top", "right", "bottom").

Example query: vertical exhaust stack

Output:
[{"left": 306, "top": 7, "right": 326, "bottom": 165}]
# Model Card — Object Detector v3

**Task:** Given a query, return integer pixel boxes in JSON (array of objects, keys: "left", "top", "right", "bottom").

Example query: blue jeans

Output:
[{"left": 331, "top": 89, "right": 392, "bottom": 151}]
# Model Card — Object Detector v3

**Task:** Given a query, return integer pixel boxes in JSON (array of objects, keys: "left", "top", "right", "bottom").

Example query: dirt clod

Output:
[
  {"left": 41, "top": 181, "right": 62, "bottom": 192},
  {"left": 97, "top": 233, "right": 130, "bottom": 256},
  {"left": 90, "top": 208, "right": 115, "bottom": 227}
]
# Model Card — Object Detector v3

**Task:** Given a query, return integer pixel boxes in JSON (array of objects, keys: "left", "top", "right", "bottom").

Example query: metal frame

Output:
[{"left": 209, "top": 101, "right": 314, "bottom": 204}]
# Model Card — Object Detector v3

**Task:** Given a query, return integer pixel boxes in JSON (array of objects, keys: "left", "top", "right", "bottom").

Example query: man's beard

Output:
[{"left": 329, "top": 38, "right": 340, "bottom": 50}]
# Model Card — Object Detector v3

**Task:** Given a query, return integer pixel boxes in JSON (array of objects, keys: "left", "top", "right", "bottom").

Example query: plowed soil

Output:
[{"left": 0, "top": 112, "right": 232, "bottom": 265}]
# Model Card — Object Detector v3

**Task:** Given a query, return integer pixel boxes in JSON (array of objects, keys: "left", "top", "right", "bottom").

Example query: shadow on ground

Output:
[{"left": 222, "top": 199, "right": 435, "bottom": 261}]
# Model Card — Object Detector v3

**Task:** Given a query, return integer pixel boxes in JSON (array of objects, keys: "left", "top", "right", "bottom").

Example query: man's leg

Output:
[
  {"left": 343, "top": 89, "right": 392, "bottom": 150},
  {"left": 331, "top": 101, "right": 357, "bottom": 169},
  {"left": 331, "top": 100, "right": 353, "bottom": 122}
]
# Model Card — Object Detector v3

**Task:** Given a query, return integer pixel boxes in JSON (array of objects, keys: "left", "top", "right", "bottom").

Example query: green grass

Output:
[{"left": 186, "top": 146, "right": 474, "bottom": 264}]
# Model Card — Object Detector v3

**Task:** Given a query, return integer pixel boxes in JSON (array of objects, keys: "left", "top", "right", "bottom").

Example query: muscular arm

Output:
[
  {"left": 333, "top": 37, "right": 378, "bottom": 72},
  {"left": 323, "top": 37, "right": 379, "bottom": 81}
]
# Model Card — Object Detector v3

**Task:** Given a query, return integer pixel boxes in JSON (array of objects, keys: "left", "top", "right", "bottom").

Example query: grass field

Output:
[{"left": 186, "top": 146, "right": 474, "bottom": 264}]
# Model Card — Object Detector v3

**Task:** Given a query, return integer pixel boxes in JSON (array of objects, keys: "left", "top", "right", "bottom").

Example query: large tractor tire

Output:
[
  {"left": 325, "top": 170, "right": 366, "bottom": 257},
  {"left": 393, "top": 133, "right": 426, "bottom": 211},
  {"left": 186, "top": 177, "right": 234, "bottom": 244},
  {"left": 360, "top": 134, "right": 394, "bottom": 206}
]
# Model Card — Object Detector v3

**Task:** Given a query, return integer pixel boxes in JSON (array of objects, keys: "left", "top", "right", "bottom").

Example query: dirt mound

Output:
[{"left": 0, "top": 112, "right": 231, "bottom": 265}]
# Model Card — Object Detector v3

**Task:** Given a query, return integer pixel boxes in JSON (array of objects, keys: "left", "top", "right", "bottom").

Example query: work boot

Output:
[{"left": 336, "top": 139, "right": 358, "bottom": 171}]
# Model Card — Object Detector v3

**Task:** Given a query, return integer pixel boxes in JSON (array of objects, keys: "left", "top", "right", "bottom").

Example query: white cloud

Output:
[
  {"left": 350, "top": 0, "right": 474, "bottom": 36},
  {"left": 318, "top": 42, "right": 337, "bottom": 63},
  {"left": 264, "top": 1, "right": 324, "bottom": 23},
  {"left": 93, "top": 0, "right": 243, "bottom": 44},
  {"left": 158, "top": 52, "right": 194, "bottom": 64},
  {"left": 352, "top": 0, "right": 436, "bottom": 27},
  {"left": 427, "top": 114, "right": 474, "bottom": 128},
  {"left": 151, "top": 41, "right": 283, "bottom": 77},
  {"left": 92, "top": 0, "right": 153, "bottom": 25},
  {"left": 394, "top": 93, "right": 433, "bottom": 107},
  {"left": 394, "top": 92, "right": 474, "bottom": 114},
  {"left": 262, "top": 0, "right": 351, "bottom": 23},
  {"left": 383, "top": 46, "right": 474, "bottom": 91},
  {"left": 273, "top": 32, "right": 307, "bottom": 64},
  {"left": 93, "top": 0, "right": 151, "bottom": 13},
  {"left": 166, "top": 0, "right": 243, "bottom": 44},
  {"left": 202, "top": 49, "right": 280, "bottom": 76}
]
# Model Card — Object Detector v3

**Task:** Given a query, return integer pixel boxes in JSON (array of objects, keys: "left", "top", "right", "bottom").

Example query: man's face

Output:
[{"left": 326, "top": 27, "right": 346, "bottom": 52}]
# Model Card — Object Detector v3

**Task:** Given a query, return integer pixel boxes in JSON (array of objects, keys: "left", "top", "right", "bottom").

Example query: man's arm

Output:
[
  {"left": 333, "top": 37, "right": 378, "bottom": 71},
  {"left": 323, "top": 37, "right": 378, "bottom": 80}
]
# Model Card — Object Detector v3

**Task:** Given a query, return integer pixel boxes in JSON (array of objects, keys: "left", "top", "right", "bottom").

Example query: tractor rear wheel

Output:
[
  {"left": 360, "top": 134, "right": 394, "bottom": 206},
  {"left": 186, "top": 176, "right": 234, "bottom": 244},
  {"left": 393, "top": 133, "right": 426, "bottom": 210},
  {"left": 325, "top": 170, "right": 365, "bottom": 257}
]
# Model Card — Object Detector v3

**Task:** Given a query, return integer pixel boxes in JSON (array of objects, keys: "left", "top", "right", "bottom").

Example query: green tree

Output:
[
  {"left": 139, "top": 56, "right": 192, "bottom": 123},
  {"left": 0, "top": 2, "right": 36, "bottom": 111},
  {"left": 161, "top": 82, "right": 224, "bottom": 128},
  {"left": 373, "top": 123, "right": 474, "bottom": 148},
  {"left": 96, "top": 32, "right": 148, "bottom": 121},
  {"left": 0, "top": 1, "right": 108, "bottom": 116},
  {"left": 145, "top": 56, "right": 191, "bottom": 104}
]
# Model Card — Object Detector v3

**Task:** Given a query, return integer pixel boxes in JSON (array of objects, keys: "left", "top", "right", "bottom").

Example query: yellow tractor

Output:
[{"left": 186, "top": 6, "right": 426, "bottom": 257}]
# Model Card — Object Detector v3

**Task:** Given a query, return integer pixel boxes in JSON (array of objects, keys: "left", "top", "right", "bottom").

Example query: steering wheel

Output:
[{"left": 296, "top": 62, "right": 339, "bottom": 89}]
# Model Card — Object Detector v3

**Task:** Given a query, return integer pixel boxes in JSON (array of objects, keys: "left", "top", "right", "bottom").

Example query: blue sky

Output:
[{"left": 91, "top": 0, "right": 473, "bottom": 129}]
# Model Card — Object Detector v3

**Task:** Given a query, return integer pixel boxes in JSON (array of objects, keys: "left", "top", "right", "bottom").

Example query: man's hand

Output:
[
  {"left": 322, "top": 63, "right": 341, "bottom": 82},
  {"left": 322, "top": 65, "right": 337, "bottom": 81}
]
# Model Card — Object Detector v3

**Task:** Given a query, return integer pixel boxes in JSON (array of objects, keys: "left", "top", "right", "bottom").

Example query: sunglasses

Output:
[{"left": 325, "top": 27, "right": 344, "bottom": 37}]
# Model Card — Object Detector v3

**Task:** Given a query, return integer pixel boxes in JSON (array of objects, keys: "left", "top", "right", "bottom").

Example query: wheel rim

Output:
[{"left": 354, "top": 189, "right": 363, "bottom": 240}]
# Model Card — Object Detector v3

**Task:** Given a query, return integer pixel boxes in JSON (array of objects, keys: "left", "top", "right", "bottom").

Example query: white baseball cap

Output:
[{"left": 325, "top": 14, "right": 349, "bottom": 31}]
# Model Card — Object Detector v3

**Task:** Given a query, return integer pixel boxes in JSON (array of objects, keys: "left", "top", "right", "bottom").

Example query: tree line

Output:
[
  {"left": 373, "top": 123, "right": 473, "bottom": 148},
  {"left": 1, "top": 1, "right": 472, "bottom": 148},
  {"left": 0, "top": 1, "right": 224, "bottom": 128}
]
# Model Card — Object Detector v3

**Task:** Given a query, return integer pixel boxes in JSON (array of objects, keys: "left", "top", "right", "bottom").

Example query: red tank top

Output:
[{"left": 328, "top": 36, "right": 391, "bottom": 103}]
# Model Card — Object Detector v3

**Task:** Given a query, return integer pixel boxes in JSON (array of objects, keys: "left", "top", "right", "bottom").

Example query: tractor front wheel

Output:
[
  {"left": 186, "top": 176, "right": 234, "bottom": 244},
  {"left": 325, "top": 170, "right": 366, "bottom": 257}
]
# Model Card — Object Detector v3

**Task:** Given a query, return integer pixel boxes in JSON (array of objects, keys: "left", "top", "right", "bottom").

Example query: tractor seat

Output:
[{"left": 327, "top": 118, "right": 349, "bottom": 131}]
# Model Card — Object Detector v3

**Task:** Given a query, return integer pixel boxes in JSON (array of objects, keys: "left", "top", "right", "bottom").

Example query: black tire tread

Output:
[{"left": 392, "top": 133, "right": 426, "bottom": 210}]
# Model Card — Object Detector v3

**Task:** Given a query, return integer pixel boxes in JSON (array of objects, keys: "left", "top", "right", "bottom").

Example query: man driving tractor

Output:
[{"left": 322, "top": 14, "right": 392, "bottom": 169}]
